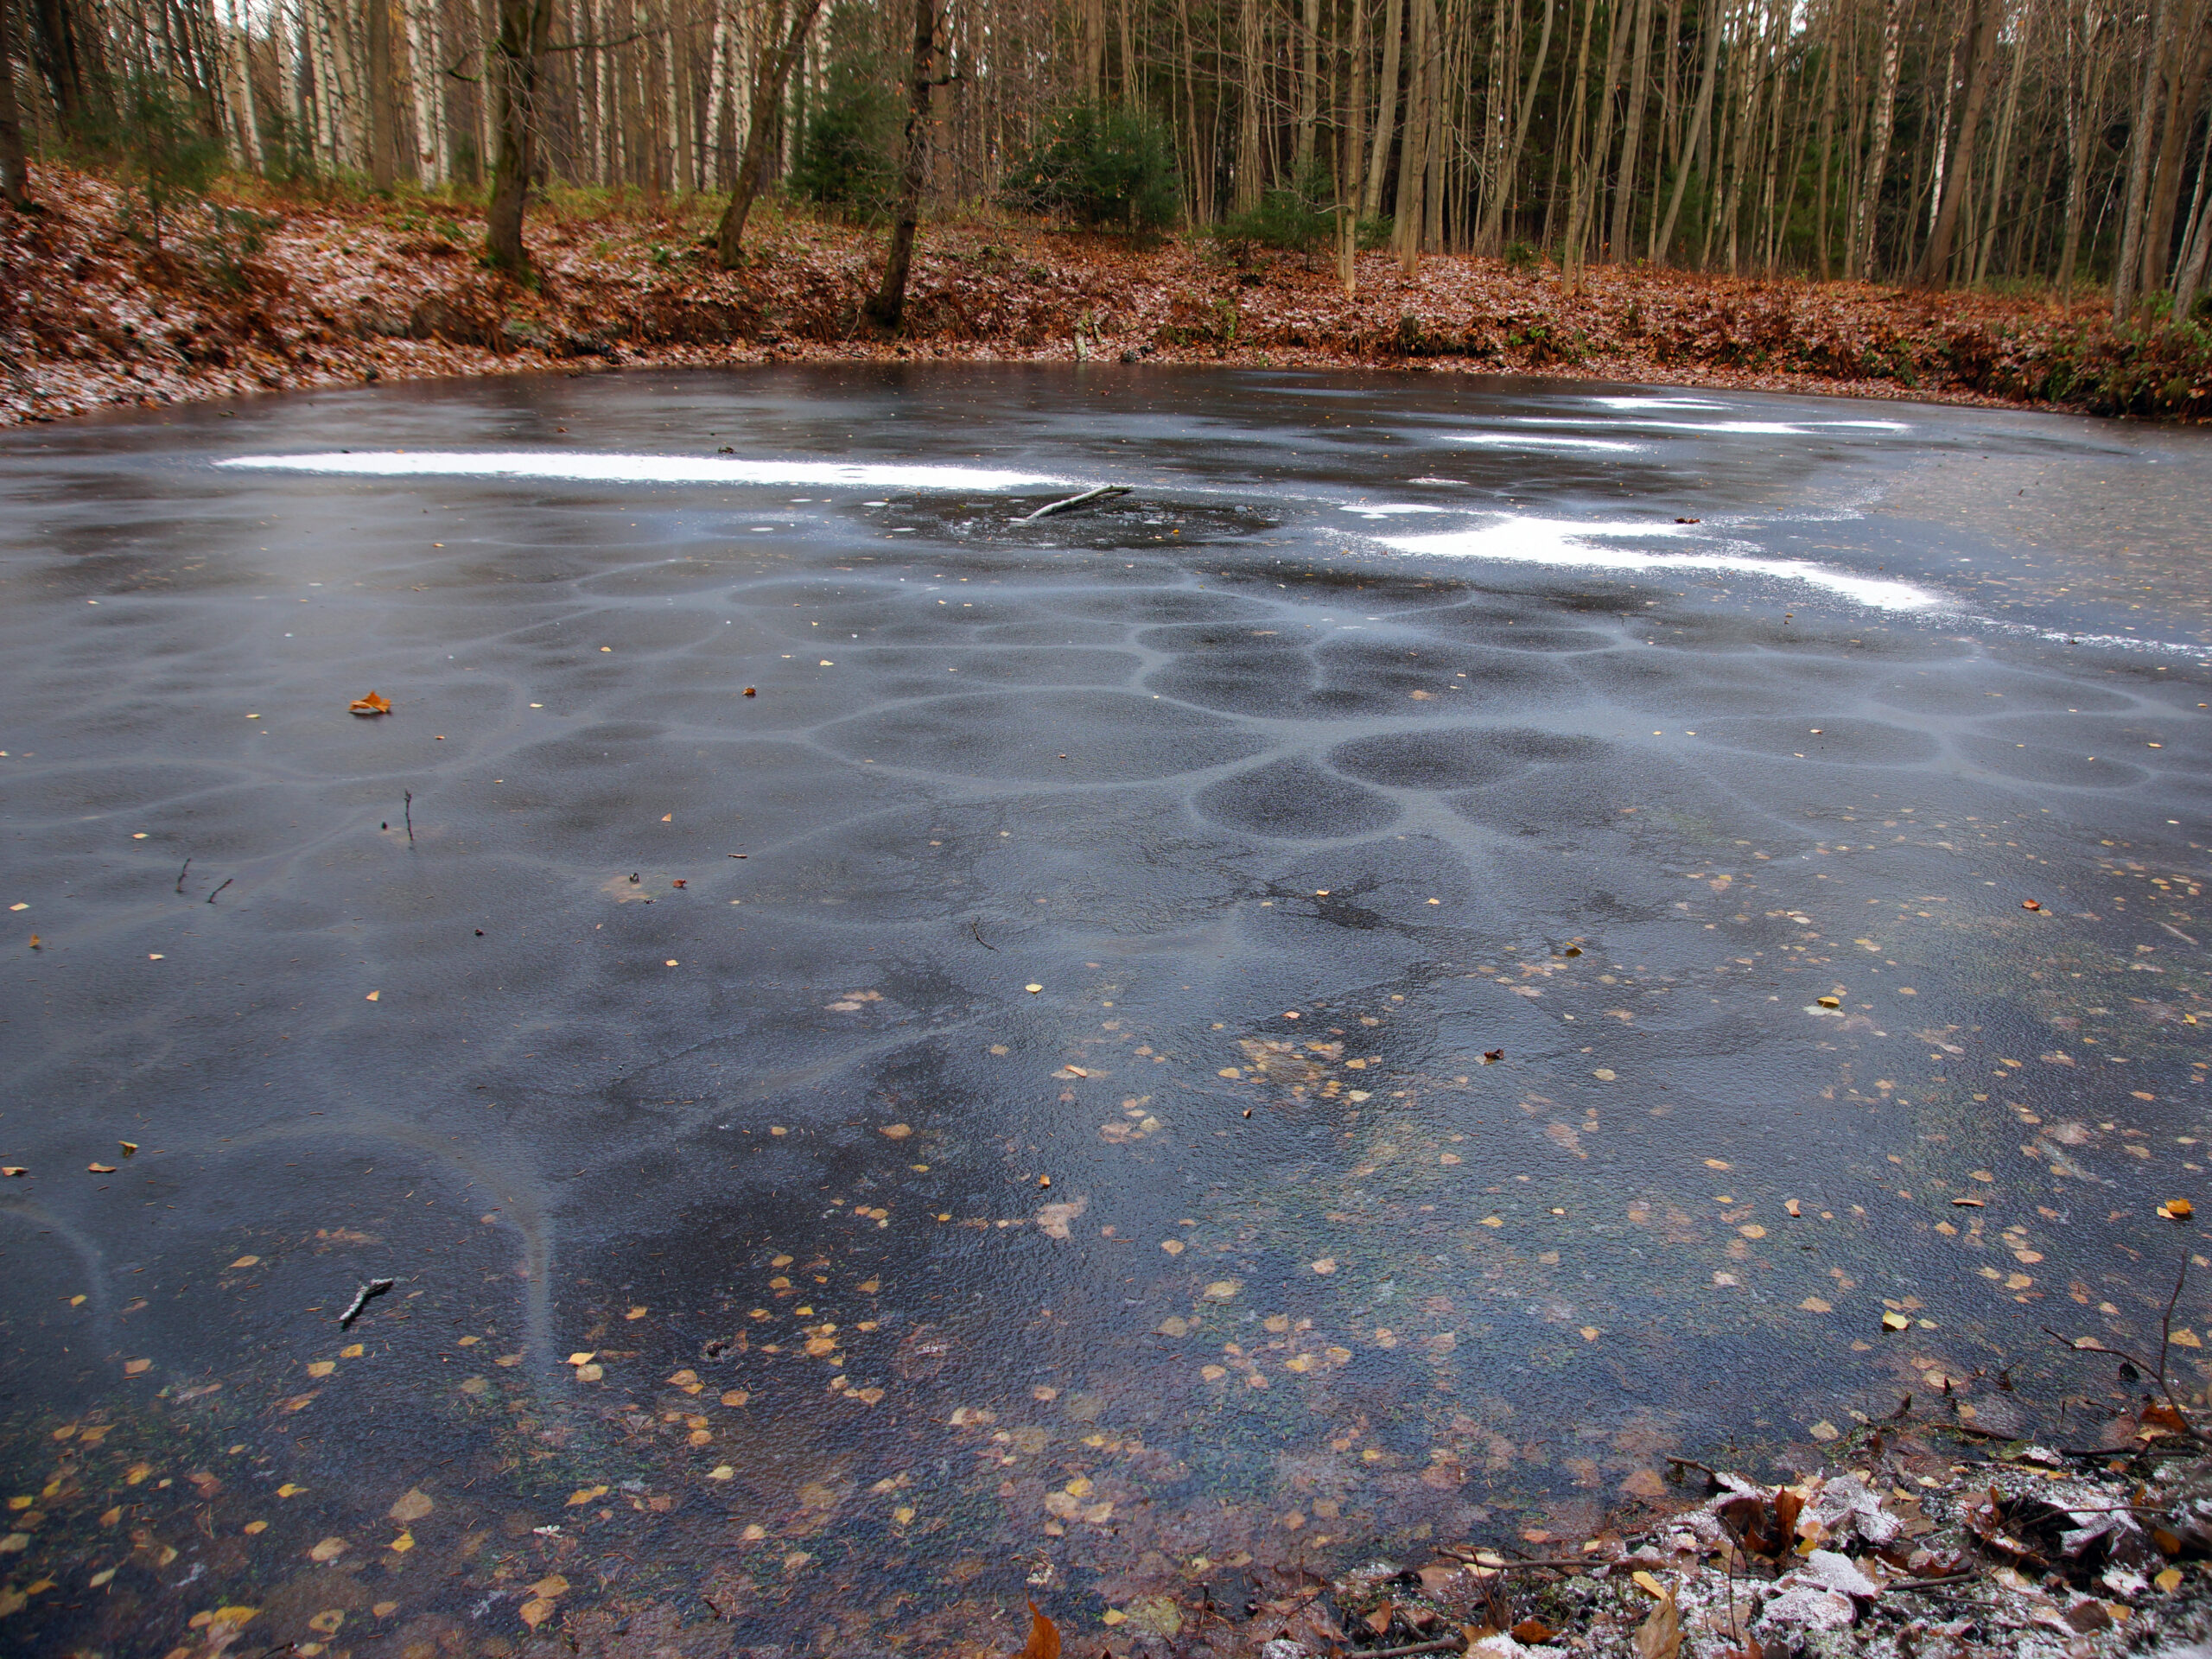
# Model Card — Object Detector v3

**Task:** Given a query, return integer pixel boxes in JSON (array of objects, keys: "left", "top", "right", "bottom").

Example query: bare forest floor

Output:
[{"left": 4, "top": 162, "right": 2209, "bottom": 427}]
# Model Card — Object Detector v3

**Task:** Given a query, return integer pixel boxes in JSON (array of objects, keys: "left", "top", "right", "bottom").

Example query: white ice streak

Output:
[
  {"left": 1375, "top": 515, "right": 1942, "bottom": 611},
  {"left": 1443, "top": 433, "right": 1649, "bottom": 452},
  {"left": 1338, "top": 503, "right": 1455, "bottom": 518},
  {"left": 215, "top": 451, "right": 1070, "bottom": 491},
  {"left": 1590, "top": 396, "right": 1732, "bottom": 410},
  {"left": 1512, "top": 416, "right": 1911, "bottom": 435}
]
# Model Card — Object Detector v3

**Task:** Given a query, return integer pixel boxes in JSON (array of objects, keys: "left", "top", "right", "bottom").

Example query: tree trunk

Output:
[
  {"left": 1813, "top": 0, "right": 1837, "bottom": 276},
  {"left": 1608, "top": 0, "right": 1654, "bottom": 261},
  {"left": 2111, "top": 0, "right": 2164, "bottom": 316},
  {"left": 713, "top": 0, "right": 823, "bottom": 265},
  {"left": 0, "top": 0, "right": 31, "bottom": 208},
  {"left": 1235, "top": 0, "right": 1264, "bottom": 209},
  {"left": 1972, "top": 17, "right": 2024, "bottom": 286},
  {"left": 403, "top": 0, "right": 444, "bottom": 181},
  {"left": 367, "top": 0, "right": 397, "bottom": 188},
  {"left": 29, "top": 0, "right": 91, "bottom": 129},
  {"left": 1361, "top": 0, "right": 1402, "bottom": 215},
  {"left": 1478, "top": 0, "right": 1553, "bottom": 252},
  {"left": 2172, "top": 111, "right": 2212, "bottom": 309},
  {"left": 1296, "top": 0, "right": 1319, "bottom": 176},
  {"left": 1651, "top": 0, "right": 1715, "bottom": 263},
  {"left": 1849, "top": 0, "right": 1904, "bottom": 277},
  {"left": 2138, "top": 5, "right": 2211, "bottom": 298},
  {"left": 1914, "top": 0, "right": 1998, "bottom": 286},
  {"left": 485, "top": 0, "right": 552, "bottom": 276},
  {"left": 865, "top": 0, "right": 935, "bottom": 328},
  {"left": 1392, "top": 0, "right": 1432, "bottom": 270}
]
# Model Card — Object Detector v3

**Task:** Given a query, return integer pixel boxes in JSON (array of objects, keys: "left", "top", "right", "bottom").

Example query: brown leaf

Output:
[
  {"left": 1634, "top": 1589, "right": 1681, "bottom": 1659},
  {"left": 350, "top": 691, "right": 393, "bottom": 716},
  {"left": 1011, "top": 1600, "right": 1059, "bottom": 1659},
  {"left": 1513, "top": 1618, "right": 1560, "bottom": 1642}
]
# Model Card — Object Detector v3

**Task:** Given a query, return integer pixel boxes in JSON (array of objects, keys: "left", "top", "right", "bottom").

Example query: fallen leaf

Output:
[
  {"left": 229, "top": 1255, "right": 260, "bottom": 1268},
  {"left": 350, "top": 691, "right": 392, "bottom": 716},
  {"left": 1881, "top": 1311, "right": 1911, "bottom": 1332},
  {"left": 2021, "top": 899, "right": 2042, "bottom": 911},
  {"left": 307, "top": 1536, "right": 347, "bottom": 1562},
  {"left": 1010, "top": 1599, "right": 1061, "bottom": 1659},
  {"left": 530, "top": 1573, "right": 570, "bottom": 1599},
  {"left": 122, "top": 1358, "right": 151, "bottom": 1375},
  {"left": 1634, "top": 1587, "right": 1681, "bottom": 1659},
  {"left": 388, "top": 1488, "right": 434, "bottom": 1524},
  {"left": 1631, "top": 1569, "right": 1669, "bottom": 1599},
  {"left": 519, "top": 1598, "right": 554, "bottom": 1629},
  {"left": 87, "top": 1162, "right": 117, "bottom": 1173},
  {"left": 2166, "top": 1198, "right": 2195, "bottom": 1220},
  {"left": 1312, "top": 1257, "right": 1337, "bottom": 1274}
]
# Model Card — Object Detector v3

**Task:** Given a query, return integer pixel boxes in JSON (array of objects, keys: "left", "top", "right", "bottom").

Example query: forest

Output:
[{"left": 3, "top": 0, "right": 2209, "bottom": 309}]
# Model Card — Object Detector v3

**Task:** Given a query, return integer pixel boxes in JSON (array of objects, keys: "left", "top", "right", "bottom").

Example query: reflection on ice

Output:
[
  {"left": 1444, "top": 434, "right": 1649, "bottom": 452},
  {"left": 1374, "top": 515, "right": 1942, "bottom": 611},
  {"left": 1513, "top": 416, "right": 1913, "bottom": 435},
  {"left": 215, "top": 450, "right": 1071, "bottom": 491}
]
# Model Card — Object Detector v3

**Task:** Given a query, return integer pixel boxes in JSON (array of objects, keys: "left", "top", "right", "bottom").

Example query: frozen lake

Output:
[{"left": 3, "top": 366, "right": 2209, "bottom": 1653}]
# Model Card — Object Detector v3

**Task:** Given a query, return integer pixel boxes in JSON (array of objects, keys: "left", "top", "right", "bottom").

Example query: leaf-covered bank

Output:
[{"left": 4, "top": 166, "right": 2209, "bottom": 427}]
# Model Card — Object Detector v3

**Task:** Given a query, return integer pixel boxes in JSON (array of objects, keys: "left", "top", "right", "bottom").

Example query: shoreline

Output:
[{"left": 6, "top": 164, "right": 2206, "bottom": 429}]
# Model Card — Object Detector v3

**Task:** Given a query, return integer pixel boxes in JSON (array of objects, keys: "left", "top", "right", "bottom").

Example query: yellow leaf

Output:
[
  {"left": 1881, "top": 1311, "right": 1910, "bottom": 1332},
  {"left": 2167, "top": 1198, "right": 2196, "bottom": 1220},
  {"left": 389, "top": 1531, "right": 415, "bottom": 1553},
  {"left": 229, "top": 1255, "right": 260, "bottom": 1269},
  {"left": 1202, "top": 1281, "right": 1241, "bottom": 1300},
  {"left": 306, "top": 1360, "right": 335, "bottom": 1378},
  {"left": 518, "top": 1598, "right": 554, "bottom": 1629},
  {"left": 530, "top": 1574, "right": 570, "bottom": 1599},
  {"left": 565, "top": 1486, "right": 608, "bottom": 1507},
  {"left": 308, "top": 1610, "right": 346, "bottom": 1636},
  {"left": 2157, "top": 1567, "right": 2183, "bottom": 1592},
  {"left": 1630, "top": 1570, "right": 1668, "bottom": 1600},
  {"left": 349, "top": 691, "right": 392, "bottom": 716}
]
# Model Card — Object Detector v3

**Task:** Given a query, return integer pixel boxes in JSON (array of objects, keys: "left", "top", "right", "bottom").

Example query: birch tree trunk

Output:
[{"left": 1848, "top": 0, "right": 1903, "bottom": 277}]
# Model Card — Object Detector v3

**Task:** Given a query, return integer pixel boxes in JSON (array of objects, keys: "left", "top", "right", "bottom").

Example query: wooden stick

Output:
[{"left": 1020, "top": 485, "right": 1130, "bottom": 521}]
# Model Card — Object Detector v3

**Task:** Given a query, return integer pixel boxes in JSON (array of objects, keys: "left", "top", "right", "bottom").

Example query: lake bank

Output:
[{"left": 6, "top": 164, "right": 2208, "bottom": 429}]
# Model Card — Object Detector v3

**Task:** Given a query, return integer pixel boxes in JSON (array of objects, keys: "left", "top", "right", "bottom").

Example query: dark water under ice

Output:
[{"left": 3, "top": 366, "right": 2210, "bottom": 1654}]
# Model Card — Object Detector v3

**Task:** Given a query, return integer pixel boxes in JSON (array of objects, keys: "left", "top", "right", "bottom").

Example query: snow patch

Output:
[
  {"left": 215, "top": 451, "right": 1070, "bottom": 491},
  {"left": 1374, "top": 515, "right": 1942, "bottom": 611}
]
